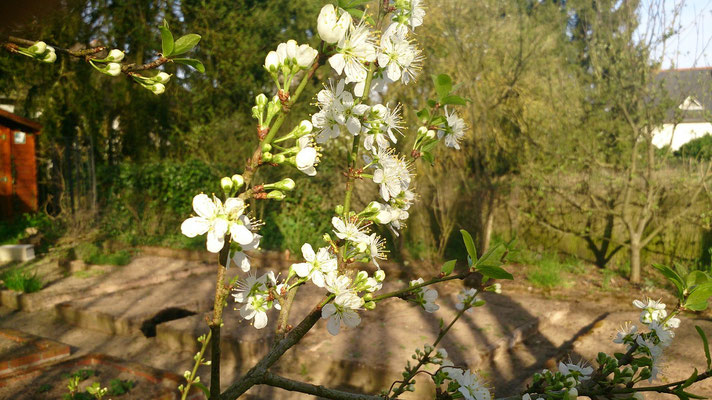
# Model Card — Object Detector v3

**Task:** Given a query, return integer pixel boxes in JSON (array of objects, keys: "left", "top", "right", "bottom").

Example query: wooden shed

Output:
[{"left": 0, "top": 109, "right": 41, "bottom": 219}]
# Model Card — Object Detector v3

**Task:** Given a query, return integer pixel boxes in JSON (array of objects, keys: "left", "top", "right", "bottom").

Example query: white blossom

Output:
[
  {"left": 291, "top": 243, "right": 337, "bottom": 287},
  {"left": 410, "top": 278, "right": 439, "bottom": 313},
  {"left": 295, "top": 135, "right": 319, "bottom": 176},
  {"left": 181, "top": 194, "right": 230, "bottom": 253},
  {"left": 438, "top": 107, "right": 467, "bottom": 150},
  {"left": 558, "top": 361, "right": 594, "bottom": 381},
  {"left": 456, "top": 288, "right": 479, "bottom": 311},
  {"left": 317, "top": 4, "right": 352, "bottom": 44},
  {"left": 450, "top": 369, "right": 491, "bottom": 400},
  {"left": 329, "top": 22, "right": 377, "bottom": 84},
  {"left": 332, "top": 217, "right": 369, "bottom": 243},
  {"left": 321, "top": 293, "right": 363, "bottom": 335},
  {"left": 377, "top": 28, "right": 422, "bottom": 84}
]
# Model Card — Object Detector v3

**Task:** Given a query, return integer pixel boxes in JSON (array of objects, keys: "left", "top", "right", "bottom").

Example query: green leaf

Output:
[
  {"left": 440, "top": 95, "right": 468, "bottom": 106},
  {"left": 416, "top": 107, "right": 430, "bottom": 123},
  {"left": 193, "top": 382, "right": 210, "bottom": 398},
  {"left": 476, "top": 265, "right": 514, "bottom": 280},
  {"left": 159, "top": 19, "right": 174, "bottom": 56},
  {"left": 173, "top": 58, "right": 205, "bottom": 73},
  {"left": 695, "top": 325, "right": 711, "bottom": 370},
  {"left": 172, "top": 34, "right": 201, "bottom": 56},
  {"left": 687, "top": 270, "right": 710, "bottom": 288},
  {"left": 460, "top": 230, "right": 477, "bottom": 266},
  {"left": 476, "top": 243, "right": 506, "bottom": 268},
  {"left": 682, "top": 369, "right": 698, "bottom": 389},
  {"left": 652, "top": 264, "right": 685, "bottom": 299},
  {"left": 427, "top": 99, "right": 437, "bottom": 108},
  {"left": 685, "top": 281, "right": 712, "bottom": 311},
  {"left": 433, "top": 73, "right": 453, "bottom": 100},
  {"left": 421, "top": 151, "right": 434, "bottom": 164},
  {"left": 681, "top": 391, "right": 707, "bottom": 399},
  {"left": 441, "top": 259, "right": 456, "bottom": 276}
]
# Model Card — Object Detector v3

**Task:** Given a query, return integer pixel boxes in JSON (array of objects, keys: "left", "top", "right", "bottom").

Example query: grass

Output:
[
  {"left": 515, "top": 250, "right": 585, "bottom": 289},
  {"left": 0, "top": 267, "right": 43, "bottom": 293},
  {"left": 74, "top": 243, "right": 133, "bottom": 266}
]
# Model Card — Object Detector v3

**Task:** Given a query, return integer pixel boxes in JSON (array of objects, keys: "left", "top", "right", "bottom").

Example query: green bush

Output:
[
  {"left": 674, "top": 134, "right": 712, "bottom": 160},
  {"left": 0, "top": 267, "right": 43, "bottom": 293},
  {"left": 0, "top": 212, "right": 56, "bottom": 247}
]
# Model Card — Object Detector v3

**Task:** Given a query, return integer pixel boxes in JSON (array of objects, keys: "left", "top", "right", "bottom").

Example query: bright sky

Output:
[{"left": 639, "top": 0, "right": 712, "bottom": 68}]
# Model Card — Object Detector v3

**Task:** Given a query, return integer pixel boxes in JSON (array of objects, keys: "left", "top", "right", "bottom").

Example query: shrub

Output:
[
  {"left": 73, "top": 243, "right": 133, "bottom": 266},
  {"left": 674, "top": 134, "right": 712, "bottom": 160}
]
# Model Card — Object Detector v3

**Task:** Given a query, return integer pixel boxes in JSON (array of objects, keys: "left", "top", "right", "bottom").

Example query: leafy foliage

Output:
[{"left": 0, "top": 267, "right": 43, "bottom": 293}]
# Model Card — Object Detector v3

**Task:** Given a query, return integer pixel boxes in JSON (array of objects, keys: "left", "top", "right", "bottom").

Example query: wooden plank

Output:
[
  {"left": 0, "top": 127, "right": 11, "bottom": 218},
  {"left": 11, "top": 132, "right": 37, "bottom": 212}
]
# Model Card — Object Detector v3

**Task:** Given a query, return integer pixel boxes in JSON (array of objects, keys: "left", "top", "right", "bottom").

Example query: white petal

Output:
[
  {"left": 224, "top": 198, "right": 244, "bottom": 215},
  {"left": 346, "top": 116, "right": 361, "bottom": 135},
  {"left": 326, "top": 315, "right": 341, "bottom": 335},
  {"left": 342, "top": 310, "right": 361, "bottom": 328},
  {"left": 301, "top": 243, "right": 315, "bottom": 261},
  {"left": 192, "top": 194, "right": 216, "bottom": 218},
  {"left": 321, "top": 303, "right": 337, "bottom": 319},
  {"left": 311, "top": 271, "right": 326, "bottom": 288},
  {"left": 233, "top": 251, "right": 251, "bottom": 272},
  {"left": 181, "top": 217, "right": 210, "bottom": 237},
  {"left": 292, "top": 262, "right": 311, "bottom": 278},
  {"left": 213, "top": 218, "right": 229, "bottom": 237},
  {"left": 231, "top": 224, "right": 254, "bottom": 245},
  {"left": 329, "top": 54, "right": 345, "bottom": 75},
  {"left": 240, "top": 305, "right": 256, "bottom": 319},
  {"left": 206, "top": 229, "right": 225, "bottom": 253},
  {"left": 253, "top": 311, "right": 268, "bottom": 329}
]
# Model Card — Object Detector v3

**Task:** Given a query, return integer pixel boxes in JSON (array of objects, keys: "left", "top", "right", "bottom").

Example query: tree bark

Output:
[{"left": 629, "top": 237, "right": 641, "bottom": 283}]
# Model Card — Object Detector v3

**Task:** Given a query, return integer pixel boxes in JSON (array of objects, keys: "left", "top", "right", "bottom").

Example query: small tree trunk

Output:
[
  {"left": 480, "top": 208, "right": 494, "bottom": 254},
  {"left": 630, "top": 238, "right": 642, "bottom": 283}
]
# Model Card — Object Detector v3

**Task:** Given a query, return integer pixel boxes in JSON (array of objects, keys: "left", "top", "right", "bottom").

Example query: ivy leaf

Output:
[
  {"left": 173, "top": 58, "right": 205, "bottom": 73},
  {"left": 460, "top": 229, "right": 477, "bottom": 266},
  {"left": 433, "top": 73, "right": 452, "bottom": 100},
  {"left": 685, "top": 281, "right": 712, "bottom": 311},
  {"left": 695, "top": 325, "right": 711, "bottom": 370},
  {"left": 441, "top": 259, "right": 456, "bottom": 276},
  {"left": 172, "top": 34, "right": 202, "bottom": 56},
  {"left": 159, "top": 19, "right": 174, "bottom": 57}
]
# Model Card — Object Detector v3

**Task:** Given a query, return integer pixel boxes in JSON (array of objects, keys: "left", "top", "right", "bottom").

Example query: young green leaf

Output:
[
  {"left": 695, "top": 325, "right": 711, "bottom": 370},
  {"left": 416, "top": 107, "right": 430, "bottom": 123},
  {"left": 441, "top": 259, "right": 456, "bottom": 276},
  {"left": 652, "top": 263, "right": 685, "bottom": 299},
  {"left": 440, "top": 95, "right": 468, "bottom": 106},
  {"left": 477, "top": 265, "right": 514, "bottom": 280},
  {"left": 193, "top": 382, "right": 210, "bottom": 398},
  {"left": 460, "top": 230, "right": 477, "bottom": 265},
  {"left": 476, "top": 243, "right": 507, "bottom": 268},
  {"left": 433, "top": 73, "right": 453, "bottom": 100},
  {"left": 685, "top": 282, "right": 712, "bottom": 311},
  {"left": 159, "top": 20, "right": 174, "bottom": 56},
  {"left": 172, "top": 34, "right": 201, "bottom": 56},
  {"left": 687, "top": 270, "right": 710, "bottom": 289},
  {"left": 173, "top": 58, "right": 205, "bottom": 73}
]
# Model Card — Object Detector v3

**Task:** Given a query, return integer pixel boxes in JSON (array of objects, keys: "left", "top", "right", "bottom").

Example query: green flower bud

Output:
[
  {"left": 262, "top": 152, "right": 273, "bottom": 162},
  {"left": 220, "top": 177, "right": 233, "bottom": 193},
  {"left": 231, "top": 174, "right": 244, "bottom": 189},
  {"left": 322, "top": 233, "right": 332, "bottom": 242},
  {"left": 150, "top": 83, "right": 166, "bottom": 95},
  {"left": 267, "top": 190, "right": 286, "bottom": 200},
  {"left": 107, "top": 49, "right": 125, "bottom": 62},
  {"left": 41, "top": 48, "right": 57, "bottom": 63},
  {"left": 363, "top": 293, "right": 373, "bottom": 301},
  {"left": 256, "top": 93, "right": 268, "bottom": 107},
  {"left": 364, "top": 301, "right": 376, "bottom": 310},
  {"left": 29, "top": 41, "right": 47, "bottom": 55},
  {"left": 356, "top": 271, "right": 368, "bottom": 281},
  {"left": 374, "top": 270, "right": 385, "bottom": 282},
  {"left": 272, "top": 154, "right": 286, "bottom": 164},
  {"left": 252, "top": 105, "right": 262, "bottom": 120},
  {"left": 275, "top": 178, "right": 295, "bottom": 191},
  {"left": 154, "top": 71, "right": 171, "bottom": 83},
  {"left": 261, "top": 143, "right": 272, "bottom": 152},
  {"left": 335, "top": 205, "right": 344, "bottom": 215}
]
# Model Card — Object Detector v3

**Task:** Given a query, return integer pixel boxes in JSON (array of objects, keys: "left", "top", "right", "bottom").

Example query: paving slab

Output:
[{"left": 0, "top": 328, "right": 70, "bottom": 378}]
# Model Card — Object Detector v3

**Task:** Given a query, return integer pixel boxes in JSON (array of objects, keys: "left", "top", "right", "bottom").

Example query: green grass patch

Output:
[
  {"left": 0, "top": 267, "right": 43, "bottom": 293},
  {"left": 525, "top": 252, "right": 582, "bottom": 289},
  {"left": 74, "top": 243, "right": 133, "bottom": 266}
]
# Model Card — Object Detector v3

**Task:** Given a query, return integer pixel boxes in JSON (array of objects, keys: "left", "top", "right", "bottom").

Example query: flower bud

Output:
[
  {"left": 272, "top": 154, "right": 286, "bottom": 164},
  {"left": 256, "top": 93, "right": 268, "bottom": 107},
  {"left": 261, "top": 143, "right": 272, "bottom": 152},
  {"left": 107, "top": 49, "right": 125, "bottom": 62},
  {"left": 322, "top": 233, "right": 332, "bottom": 242},
  {"left": 150, "top": 83, "right": 166, "bottom": 94},
  {"left": 220, "top": 177, "right": 233, "bottom": 193},
  {"left": 267, "top": 190, "right": 286, "bottom": 200},
  {"left": 262, "top": 152, "right": 273, "bottom": 162},
  {"left": 362, "top": 201, "right": 381, "bottom": 216},
  {"left": 335, "top": 205, "right": 344, "bottom": 215},
  {"left": 106, "top": 62, "right": 122, "bottom": 76},
  {"left": 298, "top": 120, "right": 313, "bottom": 136},
  {"left": 426, "top": 129, "right": 436, "bottom": 139},
  {"left": 317, "top": 4, "right": 351, "bottom": 44},
  {"left": 251, "top": 105, "right": 261, "bottom": 120},
  {"left": 356, "top": 271, "right": 368, "bottom": 281},
  {"left": 374, "top": 270, "right": 385, "bottom": 282},
  {"left": 29, "top": 41, "right": 47, "bottom": 55},
  {"left": 417, "top": 126, "right": 428, "bottom": 136},
  {"left": 364, "top": 301, "right": 376, "bottom": 310},
  {"left": 41, "top": 48, "right": 57, "bottom": 63},
  {"left": 264, "top": 51, "right": 280, "bottom": 72},
  {"left": 356, "top": 241, "right": 367, "bottom": 253},
  {"left": 275, "top": 178, "right": 295, "bottom": 191},
  {"left": 295, "top": 44, "right": 318, "bottom": 68},
  {"left": 363, "top": 293, "right": 373, "bottom": 301},
  {"left": 231, "top": 174, "right": 244, "bottom": 189},
  {"left": 154, "top": 71, "right": 171, "bottom": 83}
]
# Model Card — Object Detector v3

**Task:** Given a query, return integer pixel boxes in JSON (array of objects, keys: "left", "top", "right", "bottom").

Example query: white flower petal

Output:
[{"left": 181, "top": 217, "right": 210, "bottom": 237}]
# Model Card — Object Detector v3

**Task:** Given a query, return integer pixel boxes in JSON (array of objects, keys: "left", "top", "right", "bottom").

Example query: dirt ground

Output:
[{"left": 0, "top": 253, "right": 710, "bottom": 399}]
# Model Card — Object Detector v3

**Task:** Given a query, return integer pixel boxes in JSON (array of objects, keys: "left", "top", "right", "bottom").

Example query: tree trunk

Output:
[
  {"left": 629, "top": 238, "right": 642, "bottom": 283},
  {"left": 480, "top": 207, "right": 494, "bottom": 255}
]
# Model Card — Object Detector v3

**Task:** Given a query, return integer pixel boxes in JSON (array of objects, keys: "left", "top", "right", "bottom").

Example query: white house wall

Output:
[{"left": 652, "top": 122, "right": 712, "bottom": 150}]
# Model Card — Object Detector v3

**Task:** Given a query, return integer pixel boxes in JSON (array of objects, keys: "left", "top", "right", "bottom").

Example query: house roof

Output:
[
  {"left": 657, "top": 68, "right": 712, "bottom": 124},
  {"left": 0, "top": 109, "right": 41, "bottom": 133}
]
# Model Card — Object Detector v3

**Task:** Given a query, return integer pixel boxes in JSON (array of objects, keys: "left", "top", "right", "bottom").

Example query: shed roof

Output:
[{"left": 0, "top": 109, "right": 41, "bottom": 133}]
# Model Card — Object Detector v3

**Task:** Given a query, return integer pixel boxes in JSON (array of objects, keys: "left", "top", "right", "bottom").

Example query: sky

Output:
[{"left": 639, "top": 0, "right": 712, "bottom": 69}]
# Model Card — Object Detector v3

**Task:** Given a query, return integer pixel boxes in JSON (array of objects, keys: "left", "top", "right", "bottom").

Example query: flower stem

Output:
[{"left": 180, "top": 330, "right": 212, "bottom": 400}]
